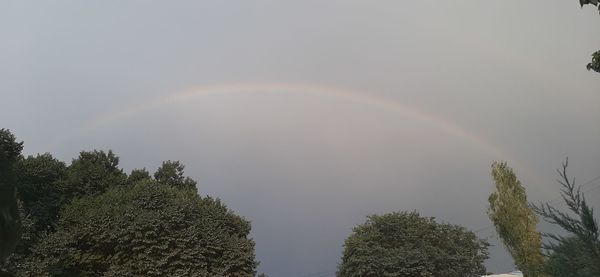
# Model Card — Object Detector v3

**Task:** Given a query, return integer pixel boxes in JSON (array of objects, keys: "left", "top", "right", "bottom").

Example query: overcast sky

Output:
[{"left": 2, "top": 1, "right": 599, "bottom": 276}]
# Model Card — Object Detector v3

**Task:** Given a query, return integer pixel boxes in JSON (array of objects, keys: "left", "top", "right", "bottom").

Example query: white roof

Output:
[{"left": 481, "top": 271, "right": 523, "bottom": 277}]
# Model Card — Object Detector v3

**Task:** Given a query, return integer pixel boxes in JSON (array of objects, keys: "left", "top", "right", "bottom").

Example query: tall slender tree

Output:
[{"left": 488, "top": 162, "right": 545, "bottom": 277}]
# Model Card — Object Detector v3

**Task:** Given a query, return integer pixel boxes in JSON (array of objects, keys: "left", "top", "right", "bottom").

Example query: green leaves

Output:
[
  {"left": 62, "top": 150, "right": 127, "bottom": 199},
  {"left": 154, "top": 160, "right": 197, "bottom": 191},
  {"left": 15, "top": 153, "right": 67, "bottom": 232},
  {"left": 488, "top": 162, "right": 545, "bottom": 277},
  {"left": 0, "top": 141, "right": 257, "bottom": 276},
  {"left": 0, "top": 129, "right": 23, "bottom": 261},
  {"left": 25, "top": 181, "right": 257, "bottom": 276},
  {"left": 533, "top": 159, "right": 600, "bottom": 276},
  {"left": 575, "top": 1, "right": 600, "bottom": 73},
  {"left": 587, "top": 50, "right": 600, "bottom": 73},
  {"left": 338, "top": 211, "right": 489, "bottom": 277}
]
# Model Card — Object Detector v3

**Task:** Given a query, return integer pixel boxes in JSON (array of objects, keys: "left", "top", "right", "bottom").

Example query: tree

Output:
[
  {"left": 576, "top": 0, "right": 600, "bottom": 73},
  {"left": 487, "top": 162, "right": 545, "bottom": 276},
  {"left": 15, "top": 153, "right": 67, "bottom": 232},
  {"left": 1, "top": 154, "right": 67, "bottom": 274},
  {"left": 587, "top": 50, "right": 600, "bottom": 73},
  {"left": 0, "top": 129, "right": 24, "bottom": 260},
  {"left": 579, "top": 0, "right": 599, "bottom": 12},
  {"left": 533, "top": 159, "right": 600, "bottom": 276},
  {"left": 127, "top": 168, "right": 151, "bottom": 185},
  {"left": 1, "top": 201, "right": 40, "bottom": 274},
  {"left": 542, "top": 236, "right": 595, "bottom": 277},
  {"left": 337, "top": 211, "right": 489, "bottom": 277},
  {"left": 62, "top": 150, "right": 127, "bottom": 199},
  {"left": 154, "top": 160, "right": 197, "bottom": 190},
  {"left": 24, "top": 181, "right": 257, "bottom": 276}
]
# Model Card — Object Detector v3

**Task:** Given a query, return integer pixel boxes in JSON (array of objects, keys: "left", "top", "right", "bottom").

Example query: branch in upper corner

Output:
[{"left": 586, "top": 50, "right": 600, "bottom": 73}]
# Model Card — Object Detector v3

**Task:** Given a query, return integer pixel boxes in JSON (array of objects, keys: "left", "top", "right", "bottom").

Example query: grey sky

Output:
[{"left": 1, "top": 1, "right": 599, "bottom": 276}]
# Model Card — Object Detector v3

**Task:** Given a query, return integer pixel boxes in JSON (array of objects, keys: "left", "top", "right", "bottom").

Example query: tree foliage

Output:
[
  {"left": 127, "top": 168, "right": 151, "bottom": 185},
  {"left": 488, "top": 162, "right": 545, "bottom": 276},
  {"left": 0, "top": 129, "right": 24, "bottom": 260},
  {"left": 24, "top": 181, "right": 256, "bottom": 277},
  {"left": 337, "top": 211, "right": 489, "bottom": 277},
  {"left": 576, "top": 0, "right": 600, "bottom": 73},
  {"left": 542, "top": 236, "right": 596, "bottom": 277},
  {"left": 62, "top": 150, "right": 127, "bottom": 199},
  {"left": 587, "top": 50, "right": 600, "bottom": 73},
  {"left": 15, "top": 153, "right": 67, "bottom": 232},
  {"left": 1, "top": 201, "right": 40, "bottom": 274},
  {"left": 1, "top": 154, "right": 67, "bottom": 273},
  {"left": 533, "top": 159, "right": 600, "bottom": 276},
  {"left": 154, "top": 160, "right": 197, "bottom": 191},
  {"left": 0, "top": 134, "right": 257, "bottom": 276}
]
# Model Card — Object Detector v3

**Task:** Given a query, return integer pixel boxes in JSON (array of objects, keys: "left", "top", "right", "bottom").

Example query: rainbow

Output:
[{"left": 80, "top": 82, "right": 540, "bottom": 184}]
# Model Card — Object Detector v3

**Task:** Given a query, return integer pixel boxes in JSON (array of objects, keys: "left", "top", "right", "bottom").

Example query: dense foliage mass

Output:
[
  {"left": 576, "top": 0, "right": 600, "bottom": 73},
  {"left": 533, "top": 159, "right": 600, "bottom": 277},
  {"left": 587, "top": 50, "right": 600, "bottom": 73},
  {"left": 337, "top": 211, "right": 489, "bottom": 277},
  {"left": 0, "top": 129, "right": 257, "bottom": 277},
  {"left": 26, "top": 182, "right": 256, "bottom": 276},
  {"left": 0, "top": 129, "right": 23, "bottom": 260},
  {"left": 488, "top": 162, "right": 545, "bottom": 276}
]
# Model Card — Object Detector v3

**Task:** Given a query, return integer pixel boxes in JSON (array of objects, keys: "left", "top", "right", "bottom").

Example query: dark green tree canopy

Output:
[
  {"left": 15, "top": 153, "right": 67, "bottom": 232},
  {"left": 0, "top": 129, "right": 24, "bottom": 260},
  {"left": 154, "top": 160, "right": 197, "bottom": 190},
  {"left": 543, "top": 236, "right": 596, "bottom": 277},
  {"left": 26, "top": 181, "right": 257, "bottom": 277},
  {"left": 0, "top": 129, "right": 23, "bottom": 170},
  {"left": 587, "top": 50, "right": 600, "bottom": 73},
  {"left": 127, "top": 168, "right": 151, "bottom": 185},
  {"left": 0, "top": 144, "right": 258, "bottom": 276},
  {"left": 337, "top": 211, "right": 489, "bottom": 277},
  {"left": 3, "top": 154, "right": 67, "bottom": 272},
  {"left": 575, "top": 0, "right": 600, "bottom": 73},
  {"left": 63, "top": 150, "right": 127, "bottom": 199},
  {"left": 533, "top": 159, "right": 600, "bottom": 276}
]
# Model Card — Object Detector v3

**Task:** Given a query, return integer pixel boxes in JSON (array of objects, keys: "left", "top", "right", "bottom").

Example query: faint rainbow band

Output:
[{"left": 79, "top": 82, "right": 542, "bottom": 186}]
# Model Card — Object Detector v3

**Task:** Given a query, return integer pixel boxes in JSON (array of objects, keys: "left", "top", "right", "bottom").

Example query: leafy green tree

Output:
[
  {"left": 1, "top": 154, "right": 67, "bottom": 274},
  {"left": 127, "top": 168, "right": 151, "bottom": 185},
  {"left": 576, "top": 0, "right": 600, "bottom": 73},
  {"left": 15, "top": 153, "right": 67, "bottom": 232},
  {"left": 1, "top": 201, "right": 40, "bottom": 274},
  {"left": 62, "top": 150, "right": 127, "bottom": 199},
  {"left": 25, "top": 181, "right": 257, "bottom": 277},
  {"left": 0, "top": 129, "right": 24, "bottom": 260},
  {"left": 587, "top": 50, "right": 600, "bottom": 73},
  {"left": 337, "top": 211, "right": 489, "bottom": 277},
  {"left": 488, "top": 162, "right": 545, "bottom": 276},
  {"left": 533, "top": 159, "right": 600, "bottom": 276},
  {"left": 154, "top": 160, "right": 197, "bottom": 190},
  {"left": 542, "top": 236, "right": 595, "bottom": 277}
]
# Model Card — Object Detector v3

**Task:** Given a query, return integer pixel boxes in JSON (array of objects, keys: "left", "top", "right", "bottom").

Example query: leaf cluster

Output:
[
  {"left": 24, "top": 181, "right": 257, "bottom": 277},
  {"left": 533, "top": 159, "right": 600, "bottom": 276},
  {"left": 0, "top": 130, "right": 257, "bottom": 276},
  {"left": 0, "top": 129, "right": 24, "bottom": 260},
  {"left": 337, "top": 211, "right": 489, "bottom": 277},
  {"left": 488, "top": 162, "right": 545, "bottom": 276}
]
